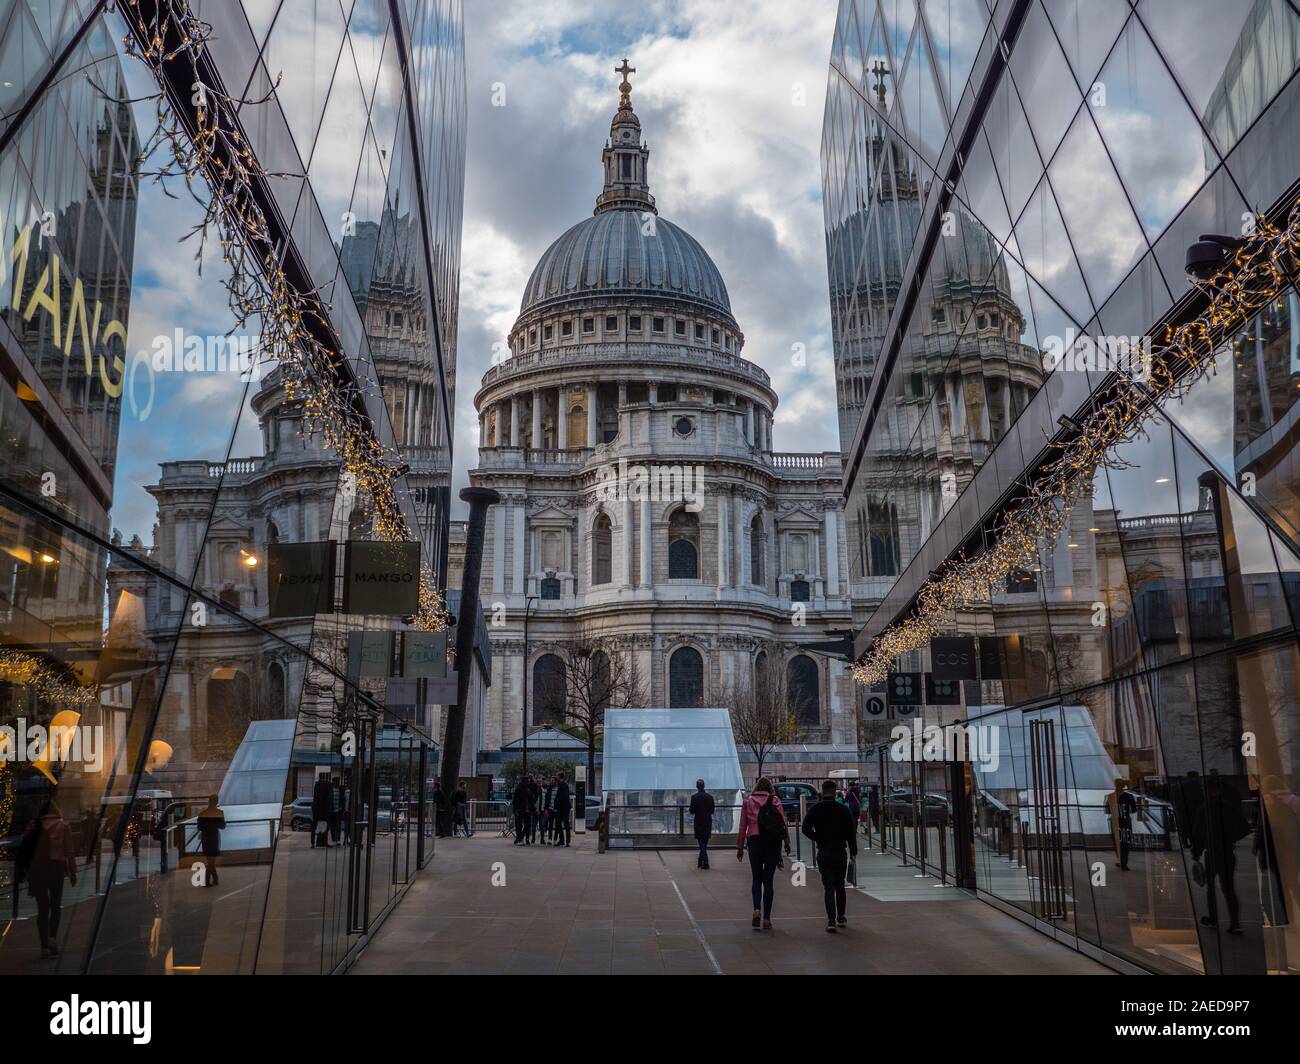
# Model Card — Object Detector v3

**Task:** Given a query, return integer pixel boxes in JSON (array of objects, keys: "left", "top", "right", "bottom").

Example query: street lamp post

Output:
[{"left": 521, "top": 594, "right": 538, "bottom": 772}]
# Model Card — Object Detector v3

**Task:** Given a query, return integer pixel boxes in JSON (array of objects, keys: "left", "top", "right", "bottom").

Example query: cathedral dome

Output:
[
  {"left": 516, "top": 58, "right": 734, "bottom": 325},
  {"left": 520, "top": 210, "right": 732, "bottom": 318}
]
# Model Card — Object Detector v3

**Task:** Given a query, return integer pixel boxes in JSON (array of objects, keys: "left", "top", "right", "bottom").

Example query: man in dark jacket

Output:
[
  {"left": 689, "top": 779, "right": 715, "bottom": 869},
  {"left": 512, "top": 774, "right": 533, "bottom": 844},
  {"left": 312, "top": 774, "right": 334, "bottom": 848},
  {"left": 552, "top": 772, "right": 572, "bottom": 846},
  {"left": 801, "top": 779, "right": 858, "bottom": 931}
]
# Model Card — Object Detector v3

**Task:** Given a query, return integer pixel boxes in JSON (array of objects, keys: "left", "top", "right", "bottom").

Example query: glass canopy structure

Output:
[{"left": 602, "top": 708, "right": 745, "bottom": 834}]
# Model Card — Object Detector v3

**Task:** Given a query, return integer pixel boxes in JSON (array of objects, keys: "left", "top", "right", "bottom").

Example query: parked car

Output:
[
  {"left": 774, "top": 782, "right": 819, "bottom": 820},
  {"left": 883, "top": 790, "right": 950, "bottom": 826},
  {"left": 284, "top": 797, "right": 314, "bottom": 832},
  {"left": 584, "top": 795, "right": 601, "bottom": 829}
]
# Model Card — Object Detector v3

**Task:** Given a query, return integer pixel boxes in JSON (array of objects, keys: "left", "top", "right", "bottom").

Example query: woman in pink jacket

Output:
[
  {"left": 735, "top": 777, "right": 790, "bottom": 929},
  {"left": 23, "top": 800, "right": 78, "bottom": 957}
]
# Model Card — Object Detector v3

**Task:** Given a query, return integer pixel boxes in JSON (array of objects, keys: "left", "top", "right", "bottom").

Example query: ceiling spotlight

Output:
[
  {"left": 1155, "top": 477, "right": 1170, "bottom": 484},
  {"left": 39, "top": 552, "right": 56, "bottom": 564}
]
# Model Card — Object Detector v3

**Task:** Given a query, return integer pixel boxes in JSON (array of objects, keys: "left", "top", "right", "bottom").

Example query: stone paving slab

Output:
[{"left": 349, "top": 833, "right": 1111, "bottom": 975}]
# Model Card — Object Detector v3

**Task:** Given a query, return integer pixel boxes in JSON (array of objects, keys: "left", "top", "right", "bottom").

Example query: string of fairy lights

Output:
[
  {"left": 119, "top": 0, "right": 445, "bottom": 631},
  {"left": 853, "top": 199, "right": 1300, "bottom": 687}
]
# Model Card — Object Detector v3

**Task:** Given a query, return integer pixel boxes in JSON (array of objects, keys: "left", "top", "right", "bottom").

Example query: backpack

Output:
[{"left": 756, "top": 794, "right": 784, "bottom": 842}]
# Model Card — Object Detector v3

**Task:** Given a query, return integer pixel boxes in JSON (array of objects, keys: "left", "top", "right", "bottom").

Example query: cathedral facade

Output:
[{"left": 468, "top": 68, "right": 854, "bottom": 780}]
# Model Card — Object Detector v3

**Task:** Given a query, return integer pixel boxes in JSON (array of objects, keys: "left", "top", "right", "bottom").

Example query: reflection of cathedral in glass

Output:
[{"left": 826, "top": 0, "right": 1300, "bottom": 976}]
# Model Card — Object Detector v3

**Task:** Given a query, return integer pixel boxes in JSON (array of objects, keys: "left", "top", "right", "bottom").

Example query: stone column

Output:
[
  {"left": 618, "top": 381, "right": 629, "bottom": 440},
  {"left": 587, "top": 384, "right": 597, "bottom": 447},
  {"left": 557, "top": 387, "right": 568, "bottom": 449},
  {"left": 639, "top": 497, "right": 652, "bottom": 589},
  {"left": 745, "top": 401, "right": 755, "bottom": 446},
  {"left": 621, "top": 497, "right": 633, "bottom": 587},
  {"left": 648, "top": 382, "right": 658, "bottom": 404},
  {"left": 732, "top": 493, "right": 745, "bottom": 587},
  {"left": 492, "top": 505, "right": 506, "bottom": 594},
  {"left": 758, "top": 410, "right": 768, "bottom": 451},
  {"left": 509, "top": 395, "right": 520, "bottom": 446},
  {"left": 716, "top": 492, "right": 728, "bottom": 588},
  {"left": 531, "top": 388, "right": 542, "bottom": 448},
  {"left": 512, "top": 504, "right": 526, "bottom": 595},
  {"left": 824, "top": 508, "right": 839, "bottom": 598}
]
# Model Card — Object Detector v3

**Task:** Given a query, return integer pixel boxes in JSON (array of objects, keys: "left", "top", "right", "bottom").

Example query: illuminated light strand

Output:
[
  {"left": 120, "top": 0, "right": 445, "bottom": 631},
  {"left": 854, "top": 204, "right": 1300, "bottom": 686},
  {"left": 0, "top": 649, "right": 99, "bottom": 711}
]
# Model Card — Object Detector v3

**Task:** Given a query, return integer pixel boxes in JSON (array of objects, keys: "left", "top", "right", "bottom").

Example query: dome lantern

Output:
[{"left": 595, "top": 59, "right": 656, "bottom": 216}]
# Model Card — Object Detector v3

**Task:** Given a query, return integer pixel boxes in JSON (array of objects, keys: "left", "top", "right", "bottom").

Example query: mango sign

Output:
[{"left": 2, "top": 214, "right": 129, "bottom": 400}]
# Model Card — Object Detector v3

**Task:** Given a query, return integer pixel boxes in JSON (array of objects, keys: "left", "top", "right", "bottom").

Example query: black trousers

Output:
[
  {"left": 817, "top": 847, "right": 849, "bottom": 921},
  {"left": 746, "top": 836, "right": 780, "bottom": 917},
  {"left": 31, "top": 864, "right": 67, "bottom": 947},
  {"left": 514, "top": 810, "right": 528, "bottom": 840},
  {"left": 553, "top": 812, "right": 570, "bottom": 845},
  {"left": 696, "top": 833, "right": 711, "bottom": 866}
]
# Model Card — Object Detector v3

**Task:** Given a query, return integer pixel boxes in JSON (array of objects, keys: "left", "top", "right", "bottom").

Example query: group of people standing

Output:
[
  {"left": 511, "top": 771, "right": 572, "bottom": 846},
  {"left": 690, "top": 776, "right": 860, "bottom": 933}
]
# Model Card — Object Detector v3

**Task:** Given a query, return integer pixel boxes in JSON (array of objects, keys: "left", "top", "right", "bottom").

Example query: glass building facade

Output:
[
  {"left": 824, "top": 0, "right": 1300, "bottom": 973},
  {"left": 0, "top": 0, "right": 465, "bottom": 973}
]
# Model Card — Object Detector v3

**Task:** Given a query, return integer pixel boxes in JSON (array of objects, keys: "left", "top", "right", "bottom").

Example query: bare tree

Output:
[
  {"left": 722, "top": 644, "right": 807, "bottom": 780},
  {"left": 535, "top": 635, "right": 648, "bottom": 789}
]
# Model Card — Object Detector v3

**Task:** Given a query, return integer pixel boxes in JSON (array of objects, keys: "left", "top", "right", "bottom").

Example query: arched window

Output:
[
  {"left": 749, "top": 513, "right": 763, "bottom": 586},
  {"left": 592, "top": 513, "right": 612, "bottom": 585},
  {"left": 669, "top": 646, "right": 704, "bottom": 708},
  {"left": 205, "top": 667, "right": 252, "bottom": 754},
  {"left": 266, "top": 520, "right": 280, "bottom": 545},
  {"left": 532, "top": 653, "right": 566, "bottom": 725},
  {"left": 267, "top": 661, "right": 286, "bottom": 718},
  {"left": 754, "top": 650, "right": 768, "bottom": 698},
  {"left": 589, "top": 649, "right": 611, "bottom": 712},
  {"left": 668, "top": 509, "right": 699, "bottom": 579},
  {"left": 787, "top": 654, "right": 820, "bottom": 725}
]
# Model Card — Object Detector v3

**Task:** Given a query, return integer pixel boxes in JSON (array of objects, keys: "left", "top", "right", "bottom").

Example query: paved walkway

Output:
[{"left": 350, "top": 832, "right": 1111, "bottom": 975}]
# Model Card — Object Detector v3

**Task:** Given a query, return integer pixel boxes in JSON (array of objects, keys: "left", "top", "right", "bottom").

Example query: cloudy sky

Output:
[{"left": 451, "top": 0, "right": 841, "bottom": 509}]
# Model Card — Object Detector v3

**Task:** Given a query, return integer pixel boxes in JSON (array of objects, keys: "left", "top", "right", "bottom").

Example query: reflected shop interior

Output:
[
  {"left": 826, "top": 0, "right": 1300, "bottom": 974},
  {"left": 0, "top": 1, "right": 465, "bottom": 972}
]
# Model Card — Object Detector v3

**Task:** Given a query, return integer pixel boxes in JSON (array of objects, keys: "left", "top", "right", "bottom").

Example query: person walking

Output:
[
  {"left": 196, "top": 795, "right": 226, "bottom": 887},
  {"left": 802, "top": 779, "right": 858, "bottom": 931},
  {"left": 512, "top": 773, "right": 532, "bottom": 844},
  {"left": 18, "top": 801, "right": 78, "bottom": 957},
  {"left": 452, "top": 780, "right": 472, "bottom": 837},
  {"left": 553, "top": 772, "right": 572, "bottom": 846},
  {"left": 689, "top": 779, "right": 715, "bottom": 869},
  {"left": 736, "top": 777, "right": 790, "bottom": 930},
  {"left": 312, "top": 773, "right": 334, "bottom": 848}
]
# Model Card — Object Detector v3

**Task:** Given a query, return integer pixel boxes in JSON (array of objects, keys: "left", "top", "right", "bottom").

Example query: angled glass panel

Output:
[
  {"left": 1048, "top": 109, "right": 1147, "bottom": 307},
  {"left": 1042, "top": 0, "right": 1130, "bottom": 94},
  {"left": 983, "top": 74, "right": 1045, "bottom": 225},
  {"left": 1014, "top": 175, "right": 1094, "bottom": 328},
  {"left": 261, "top": 0, "right": 347, "bottom": 167},
  {"left": 1138, "top": 0, "right": 1300, "bottom": 157},
  {"left": 922, "top": 0, "right": 989, "bottom": 117},
  {"left": 1089, "top": 17, "right": 1219, "bottom": 242},
  {"left": 1008, "top": 1, "right": 1082, "bottom": 162}
]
